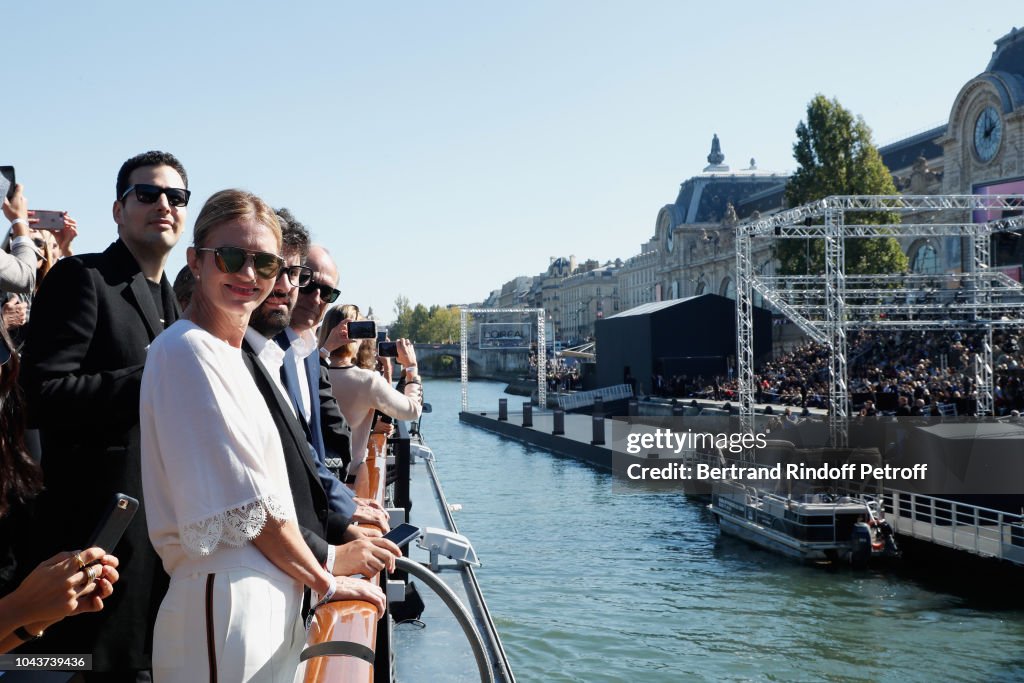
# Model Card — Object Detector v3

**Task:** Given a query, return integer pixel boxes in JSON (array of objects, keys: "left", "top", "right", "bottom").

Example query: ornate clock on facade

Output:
[
  {"left": 659, "top": 212, "right": 674, "bottom": 253},
  {"left": 974, "top": 105, "right": 1003, "bottom": 162}
]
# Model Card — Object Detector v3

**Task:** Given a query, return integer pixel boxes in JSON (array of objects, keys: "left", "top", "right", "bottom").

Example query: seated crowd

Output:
[
  {"left": 0, "top": 151, "right": 422, "bottom": 683},
  {"left": 659, "top": 329, "right": 1024, "bottom": 418}
]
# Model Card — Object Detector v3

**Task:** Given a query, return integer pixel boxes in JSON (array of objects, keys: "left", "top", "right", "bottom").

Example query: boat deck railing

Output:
[
  {"left": 882, "top": 489, "right": 1024, "bottom": 566},
  {"left": 716, "top": 483, "right": 872, "bottom": 544},
  {"left": 296, "top": 431, "right": 396, "bottom": 683}
]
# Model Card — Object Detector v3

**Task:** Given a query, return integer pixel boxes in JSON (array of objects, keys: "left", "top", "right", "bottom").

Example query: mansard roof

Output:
[
  {"left": 879, "top": 124, "right": 946, "bottom": 173},
  {"left": 988, "top": 26, "right": 1024, "bottom": 76},
  {"left": 672, "top": 171, "right": 788, "bottom": 224}
]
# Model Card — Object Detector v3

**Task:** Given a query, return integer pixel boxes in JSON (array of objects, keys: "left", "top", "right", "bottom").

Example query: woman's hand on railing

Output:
[{"left": 330, "top": 576, "right": 386, "bottom": 618}]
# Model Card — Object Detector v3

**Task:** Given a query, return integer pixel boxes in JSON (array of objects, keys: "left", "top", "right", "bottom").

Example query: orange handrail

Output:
[{"left": 298, "top": 433, "right": 389, "bottom": 683}]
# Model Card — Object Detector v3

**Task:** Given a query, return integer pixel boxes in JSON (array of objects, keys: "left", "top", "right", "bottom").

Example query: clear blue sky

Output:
[{"left": 5, "top": 2, "right": 1020, "bottom": 321}]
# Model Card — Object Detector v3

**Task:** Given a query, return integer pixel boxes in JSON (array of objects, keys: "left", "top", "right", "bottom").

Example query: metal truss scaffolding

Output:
[
  {"left": 736, "top": 194, "right": 1024, "bottom": 445},
  {"left": 459, "top": 308, "right": 546, "bottom": 412}
]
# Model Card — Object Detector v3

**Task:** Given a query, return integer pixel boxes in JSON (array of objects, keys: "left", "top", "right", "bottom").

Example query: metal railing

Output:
[
  {"left": 296, "top": 433, "right": 394, "bottom": 682},
  {"left": 883, "top": 489, "right": 1024, "bottom": 566},
  {"left": 556, "top": 384, "right": 633, "bottom": 410}
]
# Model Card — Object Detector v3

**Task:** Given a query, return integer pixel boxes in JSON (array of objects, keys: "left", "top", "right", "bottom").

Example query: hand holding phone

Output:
[
  {"left": 87, "top": 493, "right": 139, "bottom": 554},
  {"left": 381, "top": 523, "right": 421, "bottom": 549},
  {"left": 0, "top": 166, "right": 15, "bottom": 200}
]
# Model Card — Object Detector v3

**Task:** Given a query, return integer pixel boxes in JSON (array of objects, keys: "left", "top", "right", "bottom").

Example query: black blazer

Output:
[
  {"left": 240, "top": 341, "right": 349, "bottom": 563},
  {"left": 17, "top": 239, "right": 178, "bottom": 671},
  {"left": 316, "top": 357, "right": 354, "bottom": 470}
]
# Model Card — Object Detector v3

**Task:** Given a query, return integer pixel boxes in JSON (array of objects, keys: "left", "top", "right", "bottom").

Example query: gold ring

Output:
[{"left": 72, "top": 552, "right": 85, "bottom": 570}]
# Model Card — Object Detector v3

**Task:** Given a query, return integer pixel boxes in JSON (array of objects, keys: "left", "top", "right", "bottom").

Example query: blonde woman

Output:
[{"left": 141, "top": 190, "right": 382, "bottom": 683}]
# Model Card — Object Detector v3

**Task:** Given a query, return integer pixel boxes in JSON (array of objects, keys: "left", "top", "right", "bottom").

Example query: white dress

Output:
[{"left": 141, "top": 320, "right": 304, "bottom": 683}]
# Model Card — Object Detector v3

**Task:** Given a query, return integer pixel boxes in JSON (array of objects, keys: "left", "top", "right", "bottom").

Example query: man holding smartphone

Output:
[{"left": 19, "top": 151, "right": 188, "bottom": 682}]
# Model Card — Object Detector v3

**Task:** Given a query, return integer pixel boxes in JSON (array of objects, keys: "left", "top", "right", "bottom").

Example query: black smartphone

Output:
[
  {"left": 382, "top": 523, "right": 420, "bottom": 549},
  {"left": 0, "top": 166, "right": 14, "bottom": 200},
  {"left": 378, "top": 341, "right": 399, "bottom": 358},
  {"left": 376, "top": 329, "right": 389, "bottom": 343},
  {"left": 348, "top": 320, "right": 377, "bottom": 339},
  {"left": 87, "top": 493, "right": 139, "bottom": 553}
]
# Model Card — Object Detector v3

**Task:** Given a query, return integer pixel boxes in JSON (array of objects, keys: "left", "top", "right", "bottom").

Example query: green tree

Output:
[
  {"left": 420, "top": 306, "right": 461, "bottom": 343},
  {"left": 405, "top": 304, "right": 430, "bottom": 342},
  {"left": 389, "top": 295, "right": 412, "bottom": 339},
  {"left": 778, "top": 94, "right": 908, "bottom": 275}
]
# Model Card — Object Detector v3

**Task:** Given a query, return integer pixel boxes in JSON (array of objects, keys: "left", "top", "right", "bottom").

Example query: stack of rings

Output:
[{"left": 73, "top": 551, "right": 98, "bottom": 583}]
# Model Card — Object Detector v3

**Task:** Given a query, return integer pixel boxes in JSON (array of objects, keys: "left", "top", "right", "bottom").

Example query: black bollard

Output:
[
  {"left": 591, "top": 415, "right": 605, "bottom": 445},
  {"left": 594, "top": 395, "right": 604, "bottom": 418},
  {"left": 498, "top": 398, "right": 508, "bottom": 421},
  {"left": 522, "top": 402, "right": 533, "bottom": 427},
  {"left": 628, "top": 398, "right": 638, "bottom": 417},
  {"left": 552, "top": 409, "right": 565, "bottom": 436}
]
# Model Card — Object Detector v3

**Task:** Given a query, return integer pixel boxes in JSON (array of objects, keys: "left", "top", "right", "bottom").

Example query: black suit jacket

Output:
[
  {"left": 240, "top": 341, "right": 349, "bottom": 563},
  {"left": 316, "top": 357, "right": 354, "bottom": 471},
  {"left": 18, "top": 239, "right": 178, "bottom": 670}
]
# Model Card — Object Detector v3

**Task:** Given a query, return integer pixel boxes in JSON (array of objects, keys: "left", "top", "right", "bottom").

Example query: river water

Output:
[{"left": 417, "top": 379, "right": 1024, "bottom": 682}]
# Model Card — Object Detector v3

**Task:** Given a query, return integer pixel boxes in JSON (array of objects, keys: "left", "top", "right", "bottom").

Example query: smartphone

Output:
[
  {"left": 0, "top": 166, "right": 14, "bottom": 200},
  {"left": 31, "top": 210, "right": 64, "bottom": 231},
  {"left": 348, "top": 320, "right": 377, "bottom": 339},
  {"left": 382, "top": 523, "right": 421, "bottom": 549},
  {"left": 376, "top": 329, "right": 389, "bottom": 343},
  {"left": 87, "top": 493, "right": 139, "bottom": 553},
  {"left": 378, "top": 341, "right": 399, "bottom": 358}
]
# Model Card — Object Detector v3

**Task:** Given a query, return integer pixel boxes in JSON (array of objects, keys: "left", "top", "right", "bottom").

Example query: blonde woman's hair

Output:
[{"left": 193, "top": 189, "right": 282, "bottom": 251}]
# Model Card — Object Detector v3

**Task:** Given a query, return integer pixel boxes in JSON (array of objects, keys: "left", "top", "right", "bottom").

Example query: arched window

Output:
[
  {"left": 911, "top": 243, "right": 939, "bottom": 274},
  {"left": 719, "top": 276, "right": 734, "bottom": 298}
]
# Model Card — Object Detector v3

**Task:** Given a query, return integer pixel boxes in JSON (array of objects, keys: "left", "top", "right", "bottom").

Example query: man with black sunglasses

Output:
[
  {"left": 289, "top": 244, "right": 350, "bottom": 472},
  {"left": 246, "top": 212, "right": 398, "bottom": 574},
  {"left": 18, "top": 150, "right": 188, "bottom": 682}
]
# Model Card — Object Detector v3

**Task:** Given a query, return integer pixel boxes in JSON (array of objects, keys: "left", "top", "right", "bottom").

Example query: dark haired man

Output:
[
  {"left": 246, "top": 210, "right": 397, "bottom": 578},
  {"left": 18, "top": 151, "right": 188, "bottom": 681}
]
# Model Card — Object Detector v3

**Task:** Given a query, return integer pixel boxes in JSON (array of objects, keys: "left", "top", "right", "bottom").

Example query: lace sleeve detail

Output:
[{"left": 180, "top": 494, "right": 292, "bottom": 557}]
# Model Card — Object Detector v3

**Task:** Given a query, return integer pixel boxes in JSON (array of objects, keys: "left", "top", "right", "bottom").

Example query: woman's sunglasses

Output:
[
  {"left": 120, "top": 183, "right": 191, "bottom": 207},
  {"left": 299, "top": 281, "right": 341, "bottom": 303},
  {"left": 195, "top": 246, "right": 312, "bottom": 287}
]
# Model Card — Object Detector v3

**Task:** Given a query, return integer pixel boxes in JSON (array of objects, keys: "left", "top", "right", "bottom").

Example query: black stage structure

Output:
[{"left": 595, "top": 293, "right": 771, "bottom": 392}]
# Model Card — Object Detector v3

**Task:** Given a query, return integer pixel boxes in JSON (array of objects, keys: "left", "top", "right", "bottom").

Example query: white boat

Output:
[{"left": 708, "top": 481, "right": 899, "bottom": 567}]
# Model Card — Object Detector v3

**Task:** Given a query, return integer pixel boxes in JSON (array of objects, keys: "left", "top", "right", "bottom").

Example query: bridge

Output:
[{"left": 415, "top": 343, "right": 533, "bottom": 377}]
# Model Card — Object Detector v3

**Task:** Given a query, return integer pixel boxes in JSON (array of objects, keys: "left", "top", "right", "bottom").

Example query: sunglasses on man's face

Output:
[
  {"left": 195, "top": 246, "right": 285, "bottom": 281},
  {"left": 120, "top": 183, "right": 191, "bottom": 207},
  {"left": 299, "top": 281, "right": 341, "bottom": 303}
]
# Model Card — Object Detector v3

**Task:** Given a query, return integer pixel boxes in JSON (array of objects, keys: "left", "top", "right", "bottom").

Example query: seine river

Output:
[{"left": 419, "top": 379, "right": 1024, "bottom": 682}]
